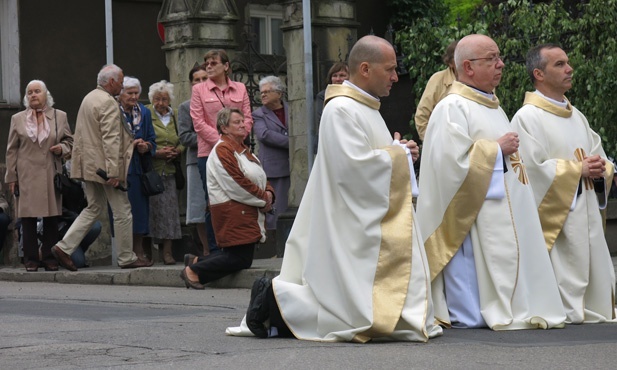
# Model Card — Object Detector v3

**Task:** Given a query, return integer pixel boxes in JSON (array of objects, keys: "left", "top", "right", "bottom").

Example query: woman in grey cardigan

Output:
[{"left": 252, "top": 76, "right": 290, "bottom": 231}]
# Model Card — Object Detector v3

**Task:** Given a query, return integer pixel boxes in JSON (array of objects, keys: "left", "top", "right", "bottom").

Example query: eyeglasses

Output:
[
  {"left": 260, "top": 89, "right": 279, "bottom": 96},
  {"left": 468, "top": 55, "right": 505, "bottom": 64},
  {"left": 204, "top": 60, "right": 220, "bottom": 68}
]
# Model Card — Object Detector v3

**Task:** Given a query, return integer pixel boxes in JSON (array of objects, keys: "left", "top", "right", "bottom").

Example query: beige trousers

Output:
[{"left": 57, "top": 181, "right": 137, "bottom": 266}]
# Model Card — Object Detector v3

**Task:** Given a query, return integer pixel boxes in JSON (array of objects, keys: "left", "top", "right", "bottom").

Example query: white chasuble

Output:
[
  {"left": 417, "top": 81, "right": 566, "bottom": 330},
  {"left": 512, "top": 92, "right": 616, "bottom": 323},
  {"left": 227, "top": 84, "right": 442, "bottom": 342}
]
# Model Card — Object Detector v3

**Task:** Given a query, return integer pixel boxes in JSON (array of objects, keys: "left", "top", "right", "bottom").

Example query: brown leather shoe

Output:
[
  {"left": 120, "top": 258, "right": 154, "bottom": 269},
  {"left": 51, "top": 245, "right": 78, "bottom": 271},
  {"left": 41, "top": 259, "right": 59, "bottom": 272}
]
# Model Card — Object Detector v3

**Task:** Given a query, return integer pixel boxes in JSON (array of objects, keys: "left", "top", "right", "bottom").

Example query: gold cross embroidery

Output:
[
  {"left": 574, "top": 148, "right": 594, "bottom": 190},
  {"left": 510, "top": 151, "right": 529, "bottom": 185}
]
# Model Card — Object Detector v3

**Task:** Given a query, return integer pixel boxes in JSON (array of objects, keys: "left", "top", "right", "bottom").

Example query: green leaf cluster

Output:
[
  {"left": 396, "top": 0, "right": 617, "bottom": 159},
  {"left": 386, "top": 0, "right": 448, "bottom": 29}
]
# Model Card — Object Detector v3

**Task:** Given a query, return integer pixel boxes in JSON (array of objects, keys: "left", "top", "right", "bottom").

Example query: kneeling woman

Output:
[{"left": 180, "top": 108, "right": 274, "bottom": 289}]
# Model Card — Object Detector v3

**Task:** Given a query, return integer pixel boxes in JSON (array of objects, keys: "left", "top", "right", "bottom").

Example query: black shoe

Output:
[{"left": 246, "top": 277, "right": 272, "bottom": 338}]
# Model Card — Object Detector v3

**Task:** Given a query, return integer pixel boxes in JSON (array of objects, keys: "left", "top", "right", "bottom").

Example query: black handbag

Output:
[
  {"left": 55, "top": 165, "right": 86, "bottom": 212},
  {"left": 52, "top": 109, "right": 86, "bottom": 212},
  {"left": 140, "top": 153, "right": 165, "bottom": 196}
]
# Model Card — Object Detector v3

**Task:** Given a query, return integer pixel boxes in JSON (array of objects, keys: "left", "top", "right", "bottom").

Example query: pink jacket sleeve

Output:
[{"left": 190, "top": 83, "right": 221, "bottom": 149}]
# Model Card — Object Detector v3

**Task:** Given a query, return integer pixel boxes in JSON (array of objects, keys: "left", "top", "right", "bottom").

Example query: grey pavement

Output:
[
  {"left": 1, "top": 281, "right": 616, "bottom": 370},
  {"left": 0, "top": 256, "right": 616, "bottom": 292}
]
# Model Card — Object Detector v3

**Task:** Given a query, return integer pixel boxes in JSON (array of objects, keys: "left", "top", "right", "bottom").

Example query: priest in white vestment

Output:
[
  {"left": 417, "top": 34, "right": 566, "bottom": 331},
  {"left": 226, "top": 35, "right": 442, "bottom": 342},
  {"left": 511, "top": 44, "right": 616, "bottom": 323}
]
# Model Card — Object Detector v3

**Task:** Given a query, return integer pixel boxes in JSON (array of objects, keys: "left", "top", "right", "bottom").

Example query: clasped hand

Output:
[
  {"left": 49, "top": 145, "right": 63, "bottom": 156},
  {"left": 582, "top": 155, "right": 606, "bottom": 179},
  {"left": 156, "top": 145, "right": 180, "bottom": 160},
  {"left": 134, "top": 139, "right": 150, "bottom": 154},
  {"left": 261, "top": 190, "right": 274, "bottom": 213},
  {"left": 393, "top": 132, "right": 420, "bottom": 162},
  {"left": 497, "top": 132, "right": 519, "bottom": 156}
]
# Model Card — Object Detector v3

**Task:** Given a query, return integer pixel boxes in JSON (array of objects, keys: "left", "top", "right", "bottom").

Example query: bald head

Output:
[
  {"left": 454, "top": 34, "right": 504, "bottom": 92},
  {"left": 348, "top": 36, "right": 394, "bottom": 76},
  {"left": 454, "top": 35, "right": 496, "bottom": 72},
  {"left": 347, "top": 36, "right": 399, "bottom": 97}
]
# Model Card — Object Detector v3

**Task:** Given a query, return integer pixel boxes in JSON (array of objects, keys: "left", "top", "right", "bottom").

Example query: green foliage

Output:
[
  {"left": 445, "top": 0, "right": 483, "bottom": 24},
  {"left": 396, "top": 0, "right": 617, "bottom": 159},
  {"left": 386, "top": 0, "right": 448, "bottom": 29}
]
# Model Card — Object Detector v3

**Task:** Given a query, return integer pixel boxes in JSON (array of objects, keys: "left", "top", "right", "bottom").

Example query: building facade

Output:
[{"left": 0, "top": 0, "right": 416, "bottom": 263}]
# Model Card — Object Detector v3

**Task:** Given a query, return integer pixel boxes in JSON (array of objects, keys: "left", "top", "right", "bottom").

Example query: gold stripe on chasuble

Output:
[
  {"left": 605, "top": 161, "right": 615, "bottom": 194},
  {"left": 537, "top": 159, "right": 581, "bottom": 252},
  {"left": 353, "top": 146, "right": 414, "bottom": 342},
  {"left": 425, "top": 140, "right": 497, "bottom": 281}
]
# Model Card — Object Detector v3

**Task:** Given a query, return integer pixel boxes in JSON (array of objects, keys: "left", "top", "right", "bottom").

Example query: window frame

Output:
[
  {"left": 248, "top": 5, "right": 283, "bottom": 56},
  {"left": 0, "top": 0, "right": 20, "bottom": 106}
]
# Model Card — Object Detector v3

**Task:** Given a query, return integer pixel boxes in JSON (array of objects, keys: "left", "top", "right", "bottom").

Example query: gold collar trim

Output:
[
  {"left": 449, "top": 81, "right": 500, "bottom": 109},
  {"left": 523, "top": 92, "right": 572, "bottom": 118},
  {"left": 324, "top": 84, "right": 381, "bottom": 110}
]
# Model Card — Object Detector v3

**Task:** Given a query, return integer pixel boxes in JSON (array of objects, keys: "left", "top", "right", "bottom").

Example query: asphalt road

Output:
[{"left": 1, "top": 282, "right": 616, "bottom": 370}]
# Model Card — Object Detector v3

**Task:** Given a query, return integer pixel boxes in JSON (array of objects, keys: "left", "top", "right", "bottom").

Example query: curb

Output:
[
  {"left": 0, "top": 258, "right": 283, "bottom": 289},
  {"left": 2, "top": 257, "right": 616, "bottom": 294}
]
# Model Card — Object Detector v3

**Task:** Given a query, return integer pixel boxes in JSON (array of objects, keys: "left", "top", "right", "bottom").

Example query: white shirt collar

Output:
[
  {"left": 342, "top": 80, "right": 380, "bottom": 102},
  {"left": 533, "top": 89, "right": 568, "bottom": 108}
]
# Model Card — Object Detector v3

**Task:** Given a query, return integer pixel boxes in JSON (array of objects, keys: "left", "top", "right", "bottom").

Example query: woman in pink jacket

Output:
[{"left": 189, "top": 49, "right": 253, "bottom": 252}]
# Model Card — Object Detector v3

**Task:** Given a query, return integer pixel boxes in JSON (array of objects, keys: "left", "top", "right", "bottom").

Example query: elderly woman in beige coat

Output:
[{"left": 5, "top": 80, "right": 73, "bottom": 272}]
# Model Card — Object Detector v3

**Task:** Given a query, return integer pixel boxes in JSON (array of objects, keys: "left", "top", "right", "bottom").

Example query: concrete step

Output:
[{"left": 0, "top": 257, "right": 282, "bottom": 289}]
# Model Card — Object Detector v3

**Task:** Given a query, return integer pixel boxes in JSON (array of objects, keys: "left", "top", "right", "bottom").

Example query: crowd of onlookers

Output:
[{"left": 2, "top": 49, "right": 336, "bottom": 285}]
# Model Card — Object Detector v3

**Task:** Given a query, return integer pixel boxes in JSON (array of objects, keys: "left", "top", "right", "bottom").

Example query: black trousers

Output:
[
  {"left": 0, "top": 212, "right": 10, "bottom": 253},
  {"left": 21, "top": 216, "right": 58, "bottom": 263},
  {"left": 266, "top": 284, "right": 294, "bottom": 338},
  {"left": 189, "top": 243, "right": 255, "bottom": 284}
]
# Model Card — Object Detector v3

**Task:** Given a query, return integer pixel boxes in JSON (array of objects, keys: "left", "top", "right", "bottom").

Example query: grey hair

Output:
[
  {"left": 97, "top": 64, "right": 123, "bottom": 86},
  {"left": 121, "top": 76, "right": 142, "bottom": 95},
  {"left": 23, "top": 80, "right": 55, "bottom": 108},
  {"left": 259, "top": 75, "right": 286, "bottom": 93},
  {"left": 216, "top": 107, "right": 243, "bottom": 134},
  {"left": 454, "top": 41, "right": 476, "bottom": 74},
  {"left": 526, "top": 43, "right": 562, "bottom": 84},
  {"left": 148, "top": 80, "right": 175, "bottom": 103}
]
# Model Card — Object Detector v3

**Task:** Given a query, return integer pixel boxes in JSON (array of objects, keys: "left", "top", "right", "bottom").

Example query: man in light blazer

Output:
[
  {"left": 52, "top": 64, "right": 152, "bottom": 271},
  {"left": 253, "top": 76, "right": 290, "bottom": 231}
]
